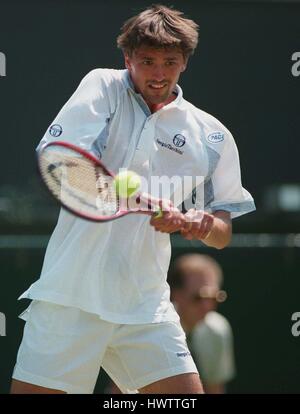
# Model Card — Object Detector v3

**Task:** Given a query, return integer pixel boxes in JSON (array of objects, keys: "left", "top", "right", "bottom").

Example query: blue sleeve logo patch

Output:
[
  {"left": 207, "top": 131, "right": 224, "bottom": 144},
  {"left": 49, "top": 124, "right": 63, "bottom": 137}
]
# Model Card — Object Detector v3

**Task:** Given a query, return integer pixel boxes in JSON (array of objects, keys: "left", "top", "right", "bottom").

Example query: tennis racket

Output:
[{"left": 37, "top": 141, "right": 163, "bottom": 222}]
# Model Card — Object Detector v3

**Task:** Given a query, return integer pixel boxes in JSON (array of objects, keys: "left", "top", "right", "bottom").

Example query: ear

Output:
[
  {"left": 124, "top": 54, "right": 131, "bottom": 71},
  {"left": 181, "top": 56, "right": 188, "bottom": 73},
  {"left": 181, "top": 62, "right": 187, "bottom": 73}
]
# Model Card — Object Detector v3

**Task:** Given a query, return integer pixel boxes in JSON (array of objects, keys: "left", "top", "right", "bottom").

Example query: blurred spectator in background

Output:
[
  {"left": 105, "top": 252, "right": 235, "bottom": 394},
  {"left": 168, "top": 253, "right": 235, "bottom": 394}
]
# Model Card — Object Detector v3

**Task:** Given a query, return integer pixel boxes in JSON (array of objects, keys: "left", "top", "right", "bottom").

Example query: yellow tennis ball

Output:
[{"left": 114, "top": 170, "right": 141, "bottom": 198}]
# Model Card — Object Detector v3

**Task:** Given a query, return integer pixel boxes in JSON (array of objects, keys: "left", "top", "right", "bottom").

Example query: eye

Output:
[
  {"left": 166, "top": 61, "right": 176, "bottom": 66},
  {"left": 142, "top": 60, "right": 152, "bottom": 65}
]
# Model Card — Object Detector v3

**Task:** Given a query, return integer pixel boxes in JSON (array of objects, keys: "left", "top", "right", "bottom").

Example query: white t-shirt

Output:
[
  {"left": 19, "top": 69, "right": 255, "bottom": 324},
  {"left": 187, "top": 311, "right": 236, "bottom": 385}
]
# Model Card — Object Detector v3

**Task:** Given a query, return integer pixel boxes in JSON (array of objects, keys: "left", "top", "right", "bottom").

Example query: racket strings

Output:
[{"left": 39, "top": 147, "right": 119, "bottom": 216}]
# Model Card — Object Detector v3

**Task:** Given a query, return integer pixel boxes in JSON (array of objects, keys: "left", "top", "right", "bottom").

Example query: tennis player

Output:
[{"left": 11, "top": 5, "right": 255, "bottom": 394}]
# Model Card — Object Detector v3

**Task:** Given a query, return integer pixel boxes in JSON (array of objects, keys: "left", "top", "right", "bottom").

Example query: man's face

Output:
[
  {"left": 174, "top": 269, "right": 220, "bottom": 329},
  {"left": 125, "top": 45, "right": 187, "bottom": 106}
]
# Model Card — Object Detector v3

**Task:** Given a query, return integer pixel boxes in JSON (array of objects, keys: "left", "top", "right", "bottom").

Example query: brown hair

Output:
[{"left": 117, "top": 4, "right": 199, "bottom": 59}]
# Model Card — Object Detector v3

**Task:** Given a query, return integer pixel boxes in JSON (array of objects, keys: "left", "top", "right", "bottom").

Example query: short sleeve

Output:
[
  {"left": 36, "top": 69, "right": 118, "bottom": 159},
  {"left": 204, "top": 131, "right": 255, "bottom": 219}
]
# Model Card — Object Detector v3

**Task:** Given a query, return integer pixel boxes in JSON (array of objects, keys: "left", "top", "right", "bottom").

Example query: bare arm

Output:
[
  {"left": 149, "top": 200, "right": 232, "bottom": 250},
  {"left": 180, "top": 210, "right": 232, "bottom": 250}
]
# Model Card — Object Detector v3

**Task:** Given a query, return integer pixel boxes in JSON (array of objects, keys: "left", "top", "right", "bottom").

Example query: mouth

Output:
[{"left": 148, "top": 83, "right": 167, "bottom": 90}]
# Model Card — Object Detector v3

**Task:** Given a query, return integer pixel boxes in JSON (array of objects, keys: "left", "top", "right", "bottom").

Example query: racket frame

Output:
[{"left": 37, "top": 140, "right": 161, "bottom": 222}]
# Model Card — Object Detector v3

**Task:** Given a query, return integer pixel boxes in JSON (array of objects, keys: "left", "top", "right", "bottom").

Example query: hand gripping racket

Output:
[{"left": 37, "top": 141, "right": 163, "bottom": 222}]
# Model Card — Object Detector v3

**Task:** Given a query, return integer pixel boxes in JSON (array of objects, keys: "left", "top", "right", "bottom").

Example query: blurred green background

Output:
[{"left": 1, "top": 0, "right": 300, "bottom": 393}]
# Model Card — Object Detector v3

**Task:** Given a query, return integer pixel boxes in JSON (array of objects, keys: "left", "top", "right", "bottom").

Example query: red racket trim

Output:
[
  {"left": 38, "top": 140, "right": 116, "bottom": 178},
  {"left": 37, "top": 141, "right": 163, "bottom": 222}
]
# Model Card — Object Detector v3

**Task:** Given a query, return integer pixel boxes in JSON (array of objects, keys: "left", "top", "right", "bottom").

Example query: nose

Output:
[{"left": 151, "top": 64, "right": 165, "bottom": 82}]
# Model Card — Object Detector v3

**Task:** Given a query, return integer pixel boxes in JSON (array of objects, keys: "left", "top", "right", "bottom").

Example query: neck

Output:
[{"left": 147, "top": 92, "right": 177, "bottom": 113}]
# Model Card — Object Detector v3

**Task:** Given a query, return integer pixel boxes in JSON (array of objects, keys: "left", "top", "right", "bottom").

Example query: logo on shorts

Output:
[
  {"left": 173, "top": 134, "right": 186, "bottom": 147},
  {"left": 176, "top": 351, "right": 191, "bottom": 358},
  {"left": 207, "top": 131, "right": 224, "bottom": 144},
  {"left": 49, "top": 124, "right": 63, "bottom": 137}
]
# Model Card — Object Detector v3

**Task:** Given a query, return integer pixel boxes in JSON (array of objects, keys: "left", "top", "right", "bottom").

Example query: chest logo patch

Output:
[
  {"left": 173, "top": 134, "right": 186, "bottom": 147},
  {"left": 156, "top": 138, "right": 184, "bottom": 155}
]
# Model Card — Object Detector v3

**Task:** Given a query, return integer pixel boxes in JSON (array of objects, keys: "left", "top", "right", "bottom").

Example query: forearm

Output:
[
  {"left": 202, "top": 211, "right": 232, "bottom": 249},
  {"left": 181, "top": 210, "right": 232, "bottom": 249}
]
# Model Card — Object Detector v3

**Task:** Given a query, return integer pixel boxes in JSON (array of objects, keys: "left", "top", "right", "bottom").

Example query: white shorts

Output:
[{"left": 12, "top": 301, "right": 198, "bottom": 394}]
